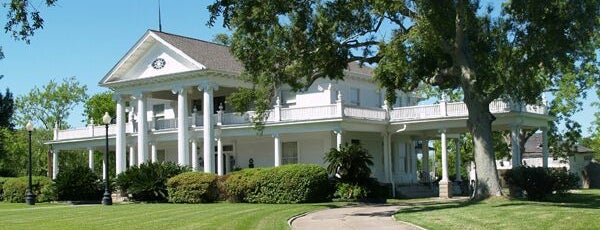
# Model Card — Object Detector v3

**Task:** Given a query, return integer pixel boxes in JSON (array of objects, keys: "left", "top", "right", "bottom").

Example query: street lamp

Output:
[
  {"left": 101, "top": 112, "right": 112, "bottom": 205},
  {"left": 25, "top": 121, "right": 35, "bottom": 205}
]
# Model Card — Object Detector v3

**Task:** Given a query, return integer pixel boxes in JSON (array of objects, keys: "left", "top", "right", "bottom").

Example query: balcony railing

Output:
[{"left": 54, "top": 100, "right": 547, "bottom": 141}]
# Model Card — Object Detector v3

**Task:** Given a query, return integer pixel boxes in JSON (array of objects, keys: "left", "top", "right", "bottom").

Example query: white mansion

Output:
[{"left": 47, "top": 30, "right": 552, "bottom": 198}]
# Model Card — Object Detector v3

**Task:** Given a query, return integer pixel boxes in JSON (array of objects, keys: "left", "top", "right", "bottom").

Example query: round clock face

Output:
[{"left": 152, "top": 58, "right": 166, "bottom": 69}]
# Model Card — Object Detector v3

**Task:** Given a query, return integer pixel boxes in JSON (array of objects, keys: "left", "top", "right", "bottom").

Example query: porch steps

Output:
[{"left": 396, "top": 184, "right": 436, "bottom": 198}]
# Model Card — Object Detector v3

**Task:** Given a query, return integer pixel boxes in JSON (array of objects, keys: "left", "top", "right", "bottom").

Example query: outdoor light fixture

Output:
[
  {"left": 25, "top": 121, "right": 35, "bottom": 205},
  {"left": 101, "top": 112, "right": 112, "bottom": 205}
]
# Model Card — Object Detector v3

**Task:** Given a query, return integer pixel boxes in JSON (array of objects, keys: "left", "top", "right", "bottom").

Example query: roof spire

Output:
[{"left": 158, "top": 0, "right": 163, "bottom": 32}]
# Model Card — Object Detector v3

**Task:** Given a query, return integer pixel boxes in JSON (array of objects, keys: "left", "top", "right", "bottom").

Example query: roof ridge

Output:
[{"left": 148, "top": 29, "right": 230, "bottom": 48}]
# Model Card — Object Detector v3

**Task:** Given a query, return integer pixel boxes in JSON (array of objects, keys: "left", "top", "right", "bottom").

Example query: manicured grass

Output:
[
  {"left": 0, "top": 202, "right": 343, "bottom": 230},
  {"left": 395, "top": 189, "right": 600, "bottom": 230}
]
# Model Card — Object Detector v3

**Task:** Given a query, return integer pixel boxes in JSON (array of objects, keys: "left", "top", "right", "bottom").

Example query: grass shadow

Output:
[{"left": 493, "top": 192, "right": 600, "bottom": 209}]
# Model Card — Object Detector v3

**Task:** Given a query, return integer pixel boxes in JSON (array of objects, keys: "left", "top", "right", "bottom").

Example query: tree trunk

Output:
[{"left": 465, "top": 96, "right": 503, "bottom": 199}]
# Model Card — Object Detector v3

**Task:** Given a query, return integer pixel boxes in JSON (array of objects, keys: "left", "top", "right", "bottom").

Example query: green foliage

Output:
[
  {"left": 324, "top": 144, "right": 373, "bottom": 184},
  {"left": 0, "top": 128, "right": 51, "bottom": 177},
  {"left": 223, "top": 164, "right": 331, "bottom": 204},
  {"left": 2, "top": 176, "right": 56, "bottom": 203},
  {"left": 15, "top": 76, "right": 88, "bottom": 129},
  {"left": 83, "top": 91, "right": 116, "bottom": 125},
  {"left": 333, "top": 182, "right": 368, "bottom": 201},
  {"left": 1, "top": 0, "right": 57, "bottom": 59},
  {"left": 115, "top": 162, "right": 189, "bottom": 202},
  {"left": 166, "top": 172, "right": 219, "bottom": 203},
  {"left": 0, "top": 177, "right": 11, "bottom": 200},
  {"left": 211, "top": 33, "right": 231, "bottom": 46},
  {"left": 54, "top": 165, "right": 102, "bottom": 201},
  {"left": 504, "top": 166, "right": 579, "bottom": 200},
  {"left": 0, "top": 88, "right": 14, "bottom": 129}
]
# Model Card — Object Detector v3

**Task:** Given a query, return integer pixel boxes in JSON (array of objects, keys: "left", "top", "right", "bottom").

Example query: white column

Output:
[
  {"left": 511, "top": 125, "right": 521, "bottom": 168},
  {"left": 129, "top": 145, "right": 136, "bottom": 168},
  {"left": 191, "top": 139, "right": 198, "bottom": 171},
  {"left": 136, "top": 92, "right": 148, "bottom": 165},
  {"left": 199, "top": 82, "right": 217, "bottom": 173},
  {"left": 273, "top": 133, "right": 282, "bottom": 166},
  {"left": 455, "top": 138, "right": 462, "bottom": 182},
  {"left": 382, "top": 132, "right": 391, "bottom": 183},
  {"left": 542, "top": 127, "right": 549, "bottom": 168},
  {"left": 217, "top": 136, "right": 224, "bottom": 175},
  {"left": 88, "top": 148, "right": 94, "bottom": 170},
  {"left": 441, "top": 130, "right": 449, "bottom": 182},
  {"left": 151, "top": 142, "right": 157, "bottom": 163},
  {"left": 115, "top": 95, "right": 126, "bottom": 174},
  {"left": 52, "top": 150, "right": 59, "bottom": 179},
  {"left": 422, "top": 140, "right": 430, "bottom": 182},
  {"left": 173, "top": 87, "right": 190, "bottom": 167},
  {"left": 334, "top": 129, "right": 343, "bottom": 150}
]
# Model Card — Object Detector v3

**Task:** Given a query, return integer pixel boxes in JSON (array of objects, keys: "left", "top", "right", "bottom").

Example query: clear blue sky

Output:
[{"left": 0, "top": 0, "right": 597, "bottom": 136}]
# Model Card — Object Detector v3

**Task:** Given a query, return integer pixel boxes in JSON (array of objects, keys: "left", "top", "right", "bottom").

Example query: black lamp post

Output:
[
  {"left": 25, "top": 121, "right": 35, "bottom": 205},
  {"left": 101, "top": 112, "right": 112, "bottom": 205}
]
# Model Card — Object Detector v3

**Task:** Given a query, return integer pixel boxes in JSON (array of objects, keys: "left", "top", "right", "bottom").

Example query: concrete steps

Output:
[{"left": 396, "top": 184, "right": 436, "bottom": 198}]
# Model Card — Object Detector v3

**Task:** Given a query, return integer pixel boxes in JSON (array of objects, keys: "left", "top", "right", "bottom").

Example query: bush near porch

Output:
[
  {"left": 223, "top": 164, "right": 332, "bottom": 204},
  {"left": 2, "top": 176, "right": 56, "bottom": 203},
  {"left": 54, "top": 165, "right": 103, "bottom": 201},
  {"left": 167, "top": 172, "right": 219, "bottom": 203},
  {"left": 504, "top": 166, "right": 578, "bottom": 200},
  {"left": 115, "top": 162, "right": 190, "bottom": 202}
]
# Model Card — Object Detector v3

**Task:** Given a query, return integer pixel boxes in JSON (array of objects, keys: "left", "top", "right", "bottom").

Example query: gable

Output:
[{"left": 100, "top": 31, "right": 204, "bottom": 85}]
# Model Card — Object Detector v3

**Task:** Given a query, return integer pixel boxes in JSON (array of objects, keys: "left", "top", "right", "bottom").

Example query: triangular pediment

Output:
[{"left": 100, "top": 31, "right": 205, "bottom": 85}]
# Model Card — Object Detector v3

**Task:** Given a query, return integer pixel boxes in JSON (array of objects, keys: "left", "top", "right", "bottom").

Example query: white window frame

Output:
[{"left": 282, "top": 142, "right": 298, "bottom": 165}]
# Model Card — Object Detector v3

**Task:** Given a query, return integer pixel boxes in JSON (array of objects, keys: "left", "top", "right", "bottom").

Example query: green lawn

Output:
[
  {"left": 395, "top": 189, "right": 600, "bottom": 230},
  {"left": 0, "top": 202, "right": 342, "bottom": 230}
]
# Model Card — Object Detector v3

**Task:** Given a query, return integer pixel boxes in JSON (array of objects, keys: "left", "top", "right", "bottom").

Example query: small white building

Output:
[{"left": 46, "top": 30, "right": 553, "bottom": 197}]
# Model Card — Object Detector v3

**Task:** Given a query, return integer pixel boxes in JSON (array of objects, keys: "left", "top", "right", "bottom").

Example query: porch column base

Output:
[{"left": 439, "top": 181, "right": 453, "bottom": 199}]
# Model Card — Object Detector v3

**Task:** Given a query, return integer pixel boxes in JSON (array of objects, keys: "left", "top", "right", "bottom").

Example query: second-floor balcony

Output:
[{"left": 53, "top": 100, "right": 547, "bottom": 141}]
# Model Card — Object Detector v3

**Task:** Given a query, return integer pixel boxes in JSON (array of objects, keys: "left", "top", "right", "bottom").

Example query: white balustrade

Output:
[
  {"left": 155, "top": 118, "right": 177, "bottom": 130},
  {"left": 446, "top": 102, "right": 468, "bottom": 116},
  {"left": 280, "top": 105, "right": 338, "bottom": 121},
  {"left": 390, "top": 104, "right": 440, "bottom": 120},
  {"left": 343, "top": 106, "right": 387, "bottom": 120}
]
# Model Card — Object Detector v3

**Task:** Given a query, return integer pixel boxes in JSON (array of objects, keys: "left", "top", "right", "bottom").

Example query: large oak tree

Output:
[{"left": 209, "top": 0, "right": 600, "bottom": 199}]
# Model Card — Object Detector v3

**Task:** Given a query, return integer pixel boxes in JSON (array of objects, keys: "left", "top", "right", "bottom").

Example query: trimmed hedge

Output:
[
  {"left": 116, "top": 162, "right": 189, "bottom": 202},
  {"left": 3, "top": 176, "right": 56, "bottom": 203},
  {"left": 223, "top": 164, "right": 331, "bottom": 204},
  {"left": 504, "top": 166, "right": 579, "bottom": 200},
  {"left": 332, "top": 178, "right": 390, "bottom": 202},
  {"left": 167, "top": 172, "right": 219, "bottom": 203},
  {"left": 55, "top": 165, "right": 103, "bottom": 201}
]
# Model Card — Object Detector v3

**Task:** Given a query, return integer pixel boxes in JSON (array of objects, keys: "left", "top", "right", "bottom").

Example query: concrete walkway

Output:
[{"left": 291, "top": 198, "right": 468, "bottom": 230}]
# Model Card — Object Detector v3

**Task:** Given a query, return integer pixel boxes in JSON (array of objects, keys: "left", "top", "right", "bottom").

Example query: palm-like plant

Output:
[{"left": 324, "top": 143, "right": 373, "bottom": 184}]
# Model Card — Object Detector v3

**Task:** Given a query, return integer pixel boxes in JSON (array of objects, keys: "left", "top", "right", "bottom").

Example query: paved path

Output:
[{"left": 291, "top": 198, "right": 468, "bottom": 230}]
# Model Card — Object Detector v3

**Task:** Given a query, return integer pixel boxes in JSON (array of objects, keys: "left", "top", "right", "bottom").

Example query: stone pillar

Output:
[
  {"left": 542, "top": 127, "right": 549, "bottom": 168},
  {"left": 199, "top": 82, "right": 218, "bottom": 173},
  {"left": 439, "top": 129, "right": 452, "bottom": 198},
  {"left": 455, "top": 138, "right": 462, "bottom": 182},
  {"left": 191, "top": 139, "right": 198, "bottom": 171},
  {"left": 136, "top": 92, "right": 148, "bottom": 165},
  {"left": 88, "top": 148, "right": 95, "bottom": 170},
  {"left": 115, "top": 95, "right": 126, "bottom": 174},
  {"left": 334, "top": 129, "right": 343, "bottom": 150},
  {"left": 52, "top": 150, "right": 59, "bottom": 179},
  {"left": 511, "top": 125, "right": 521, "bottom": 168},
  {"left": 273, "top": 133, "right": 282, "bottom": 166},
  {"left": 151, "top": 142, "right": 157, "bottom": 163},
  {"left": 217, "top": 135, "right": 224, "bottom": 175},
  {"left": 129, "top": 145, "right": 136, "bottom": 168},
  {"left": 422, "top": 140, "right": 430, "bottom": 182},
  {"left": 173, "top": 87, "right": 189, "bottom": 167}
]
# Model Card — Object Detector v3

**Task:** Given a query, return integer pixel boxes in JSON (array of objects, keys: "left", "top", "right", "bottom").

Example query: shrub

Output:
[
  {"left": 55, "top": 165, "right": 103, "bottom": 201},
  {"left": 504, "top": 166, "right": 579, "bottom": 200},
  {"left": 222, "top": 168, "right": 262, "bottom": 202},
  {"left": 167, "top": 172, "right": 219, "bottom": 203},
  {"left": 333, "top": 178, "right": 390, "bottom": 202},
  {"left": 0, "top": 177, "right": 12, "bottom": 201},
  {"left": 115, "top": 162, "right": 189, "bottom": 202},
  {"left": 3, "top": 176, "right": 56, "bottom": 203},
  {"left": 223, "top": 164, "right": 332, "bottom": 204}
]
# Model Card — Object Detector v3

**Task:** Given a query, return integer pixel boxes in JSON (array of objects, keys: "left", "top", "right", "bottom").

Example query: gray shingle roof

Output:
[
  {"left": 523, "top": 133, "right": 593, "bottom": 157},
  {"left": 151, "top": 30, "right": 373, "bottom": 76}
]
